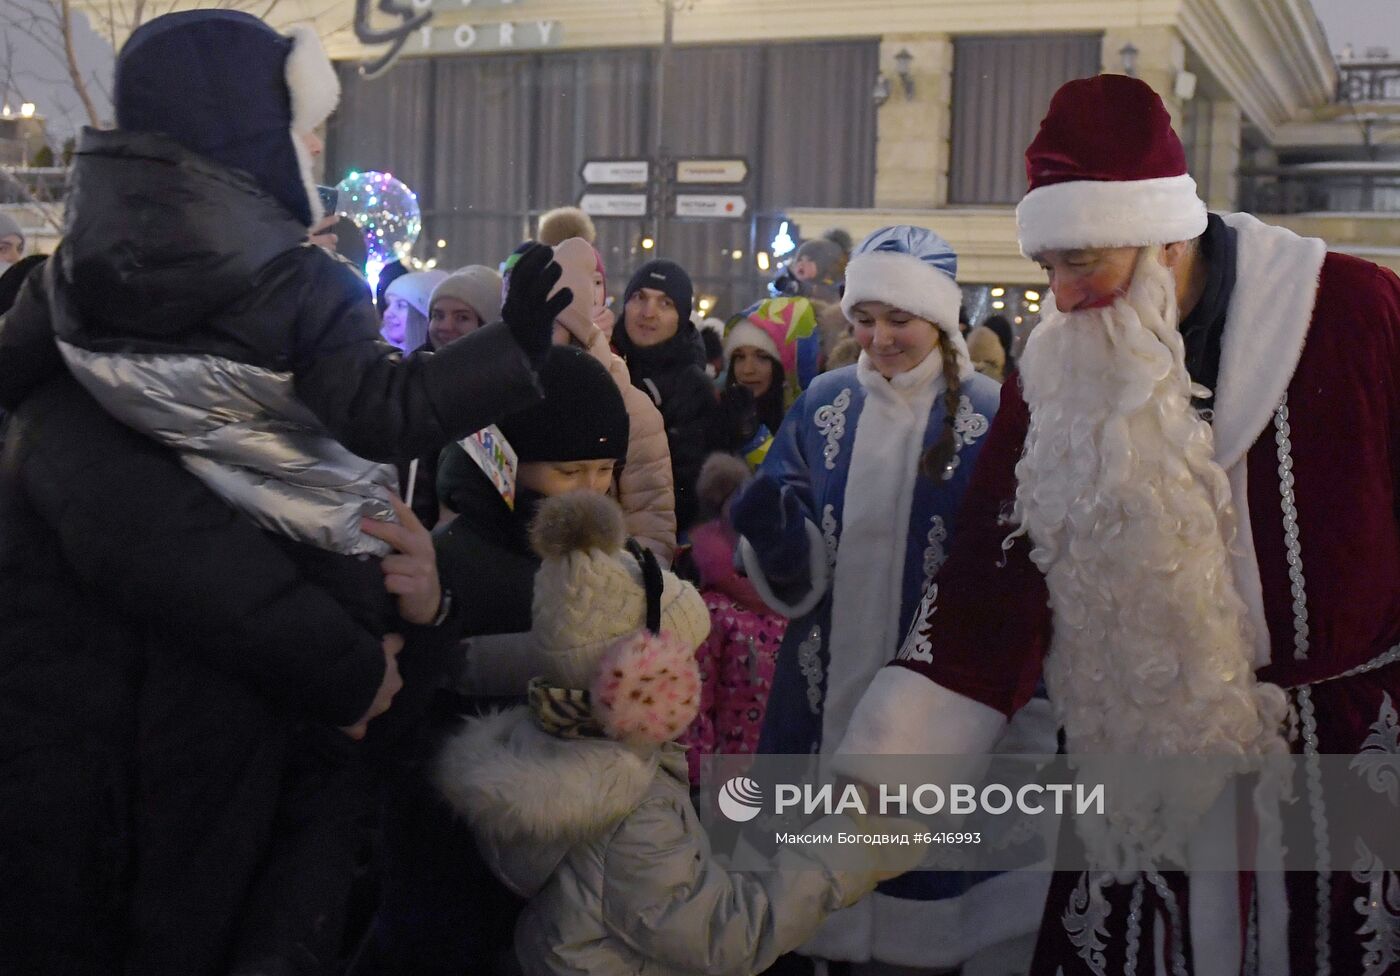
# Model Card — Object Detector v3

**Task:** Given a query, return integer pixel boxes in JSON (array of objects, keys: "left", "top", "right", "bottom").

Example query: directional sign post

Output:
[
  {"left": 674, "top": 194, "right": 747, "bottom": 218},
  {"left": 578, "top": 193, "right": 649, "bottom": 217},
  {"left": 580, "top": 160, "right": 650, "bottom": 185},
  {"left": 675, "top": 158, "right": 749, "bottom": 184}
]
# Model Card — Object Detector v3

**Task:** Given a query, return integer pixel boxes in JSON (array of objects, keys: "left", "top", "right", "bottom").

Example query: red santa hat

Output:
[{"left": 1015, "top": 74, "right": 1208, "bottom": 257}]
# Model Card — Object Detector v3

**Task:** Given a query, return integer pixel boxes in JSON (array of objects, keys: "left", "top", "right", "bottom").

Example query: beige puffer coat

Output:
[
  {"left": 436, "top": 708, "right": 881, "bottom": 976},
  {"left": 580, "top": 322, "right": 677, "bottom": 566}
]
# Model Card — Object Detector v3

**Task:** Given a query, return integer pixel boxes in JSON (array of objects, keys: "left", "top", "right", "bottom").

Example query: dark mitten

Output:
[
  {"left": 730, "top": 474, "right": 809, "bottom": 579},
  {"left": 501, "top": 243, "right": 572, "bottom": 368},
  {"left": 718, "top": 385, "right": 758, "bottom": 445}
]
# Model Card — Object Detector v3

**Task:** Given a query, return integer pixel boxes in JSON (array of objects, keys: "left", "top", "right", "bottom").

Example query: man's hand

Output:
[
  {"left": 308, "top": 214, "right": 339, "bottom": 252},
  {"left": 361, "top": 492, "right": 443, "bottom": 626},
  {"left": 339, "top": 633, "right": 404, "bottom": 741}
]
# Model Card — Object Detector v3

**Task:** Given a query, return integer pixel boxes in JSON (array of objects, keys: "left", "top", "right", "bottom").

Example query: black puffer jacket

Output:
[
  {"left": 612, "top": 318, "right": 717, "bottom": 532},
  {"left": 54, "top": 127, "right": 541, "bottom": 467},
  {"left": 0, "top": 128, "right": 519, "bottom": 975},
  {"left": 434, "top": 442, "right": 540, "bottom": 639},
  {"left": 0, "top": 369, "right": 465, "bottom": 975}
]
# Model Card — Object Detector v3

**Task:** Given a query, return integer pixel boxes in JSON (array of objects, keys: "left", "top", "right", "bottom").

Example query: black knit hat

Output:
[
  {"left": 622, "top": 259, "right": 693, "bottom": 318},
  {"left": 498, "top": 345, "right": 629, "bottom": 463}
]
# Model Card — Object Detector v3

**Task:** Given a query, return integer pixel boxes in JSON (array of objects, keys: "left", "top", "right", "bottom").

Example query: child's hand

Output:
[
  {"left": 340, "top": 633, "right": 404, "bottom": 740},
  {"left": 362, "top": 492, "right": 444, "bottom": 626}
]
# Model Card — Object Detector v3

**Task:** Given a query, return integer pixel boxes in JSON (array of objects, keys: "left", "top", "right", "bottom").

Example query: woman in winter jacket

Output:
[
  {"left": 382, "top": 269, "right": 446, "bottom": 351},
  {"left": 436, "top": 492, "right": 914, "bottom": 976},
  {"left": 611, "top": 258, "right": 717, "bottom": 533},
  {"left": 396, "top": 265, "right": 508, "bottom": 530},
  {"left": 708, "top": 312, "right": 790, "bottom": 468},
  {"left": 548, "top": 237, "right": 677, "bottom": 564},
  {"left": 680, "top": 453, "right": 788, "bottom": 784},
  {"left": 731, "top": 226, "right": 1055, "bottom": 970}
]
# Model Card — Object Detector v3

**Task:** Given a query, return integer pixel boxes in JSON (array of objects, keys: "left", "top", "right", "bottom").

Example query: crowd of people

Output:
[{"left": 1, "top": 8, "right": 1398, "bottom": 976}]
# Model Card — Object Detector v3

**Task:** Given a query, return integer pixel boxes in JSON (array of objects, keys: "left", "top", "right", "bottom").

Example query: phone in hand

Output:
[{"left": 316, "top": 184, "right": 341, "bottom": 216}]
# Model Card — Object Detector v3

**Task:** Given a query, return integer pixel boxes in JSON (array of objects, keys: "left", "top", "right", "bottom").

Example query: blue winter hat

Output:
[
  {"left": 115, "top": 10, "right": 340, "bottom": 228},
  {"left": 840, "top": 225, "right": 969, "bottom": 370}
]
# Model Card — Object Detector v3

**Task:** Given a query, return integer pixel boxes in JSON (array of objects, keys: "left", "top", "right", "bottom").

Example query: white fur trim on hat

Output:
[
  {"left": 841, "top": 250, "right": 963, "bottom": 340},
  {"left": 1015, "top": 173, "right": 1208, "bottom": 257},
  {"left": 285, "top": 25, "right": 339, "bottom": 133},
  {"left": 285, "top": 24, "right": 340, "bottom": 225},
  {"left": 723, "top": 320, "right": 781, "bottom": 363}
]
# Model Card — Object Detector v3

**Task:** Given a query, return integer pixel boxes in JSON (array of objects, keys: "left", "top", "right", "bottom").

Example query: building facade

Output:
[{"left": 78, "top": 0, "right": 1396, "bottom": 330}]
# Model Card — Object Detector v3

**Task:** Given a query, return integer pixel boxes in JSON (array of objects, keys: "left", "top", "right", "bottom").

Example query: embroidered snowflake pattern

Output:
[
  {"left": 1351, "top": 838, "right": 1400, "bottom": 976},
  {"left": 796, "top": 625, "right": 824, "bottom": 715},
  {"left": 922, "top": 515, "right": 948, "bottom": 583},
  {"left": 1061, "top": 872, "right": 1111, "bottom": 976},
  {"left": 896, "top": 584, "right": 938, "bottom": 664},
  {"left": 821, "top": 504, "right": 839, "bottom": 570},
  {"left": 814, "top": 388, "right": 852, "bottom": 471},
  {"left": 1352, "top": 692, "right": 1400, "bottom": 805}
]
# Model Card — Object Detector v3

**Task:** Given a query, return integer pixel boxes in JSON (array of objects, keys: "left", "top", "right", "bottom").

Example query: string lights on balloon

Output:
[{"left": 334, "top": 170, "right": 422, "bottom": 292}]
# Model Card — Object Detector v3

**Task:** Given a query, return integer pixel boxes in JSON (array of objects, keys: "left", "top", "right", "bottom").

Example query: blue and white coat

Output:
[{"left": 740, "top": 349, "right": 1054, "bottom": 967}]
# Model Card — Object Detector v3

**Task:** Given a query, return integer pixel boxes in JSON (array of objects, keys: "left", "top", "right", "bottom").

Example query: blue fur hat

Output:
[
  {"left": 115, "top": 10, "right": 340, "bottom": 227},
  {"left": 840, "top": 225, "right": 969, "bottom": 371}
]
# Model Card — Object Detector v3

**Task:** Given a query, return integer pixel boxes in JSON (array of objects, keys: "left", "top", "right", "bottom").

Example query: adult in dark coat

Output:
[
  {"left": 611, "top": 259, "right": 717, "bottom": 532},
  {"left": 0, "top": 9, "right": 569, "bottom": 975}
]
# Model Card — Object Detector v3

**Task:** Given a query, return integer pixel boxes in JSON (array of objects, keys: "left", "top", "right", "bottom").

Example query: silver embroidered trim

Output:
[
  {"left": 821, "top": 504, "right": 839, "bottom": 570},
  {"left": 1274, "top": 398, "right": 1311, "bottom": 661},
  {"left": 1244, "top": 882, "right": 1260, "bottom": 976},
  {"left": 922, "top": 514, "right": 948, "bottom": 583},
  {"left": 814, "top": 388, "right": 852, "bottom": 471},
  {"left": 897, "top": 584, "right": 938, "bottom": 665},
  {"left": 1123, "top": 875, "right": 1145, "bottom": 976},
  {"left": 952, "top": 394, "right": 990, "bottom": 446},
  {"left": 1144, "top": 871, "right": 1189, "bottom": 976},
  {"left": 1061, "top": 872, "right": 1110, "bottom": 976},
  {"left": 1351, "top": 692, "right": 1400, "bottom": 805},
  {"left": 796, "top": 625, "right": 824, "bottom": 715},
  {"left": 1304, "top": 643, "right": 1400, "bottom": 688},
  {"left": 1351, "top": 837, "right": 1400, "bottom": 976},
  {"left": 1298, "top": 684, "right": 1333, "bottom": 976},
  {"left": 941, "top": 394, "right": 991, "bottom": 477}
]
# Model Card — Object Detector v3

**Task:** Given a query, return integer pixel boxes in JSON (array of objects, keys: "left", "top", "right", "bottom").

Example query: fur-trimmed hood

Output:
[{"left": 434, "top": 707, "right": 687, "bottom": 897}]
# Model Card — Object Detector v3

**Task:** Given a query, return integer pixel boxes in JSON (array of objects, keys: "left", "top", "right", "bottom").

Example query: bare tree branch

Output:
[
  {"left": 0, "top": 166, "right": 64, "bottom": 233},
  {"left": 56, "top": 0, "right": 102, "bottom": 125}
]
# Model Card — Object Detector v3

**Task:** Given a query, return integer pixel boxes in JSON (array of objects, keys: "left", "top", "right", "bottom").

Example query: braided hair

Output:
[{"left": 918, "top": 337, "right": 963, "bottom": 481}]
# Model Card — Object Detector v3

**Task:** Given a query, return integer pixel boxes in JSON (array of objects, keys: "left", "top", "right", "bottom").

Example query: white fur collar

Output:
[
  {"left": 1212, "top": 213, "right": 1327, "bottom": 470},
  {"left": 855, "top": 340, "right": 960, "bottom": 404},
  {"left": 435, "top": 707, "right": 663, "bottom": 845}
]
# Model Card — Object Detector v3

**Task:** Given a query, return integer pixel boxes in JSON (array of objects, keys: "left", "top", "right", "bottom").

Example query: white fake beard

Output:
[{"left": 1012, "top": 250, "right": 1289, "bottom": 868}]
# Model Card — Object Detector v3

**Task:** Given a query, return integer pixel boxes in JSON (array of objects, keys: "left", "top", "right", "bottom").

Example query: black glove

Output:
[{"left": 502, "top": 243, "right": 572, "bottom": 369}]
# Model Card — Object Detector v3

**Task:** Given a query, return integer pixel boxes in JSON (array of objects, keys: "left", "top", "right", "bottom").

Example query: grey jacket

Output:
[{"left": 435, "top": 708, "right": 879, "bottom": 976}]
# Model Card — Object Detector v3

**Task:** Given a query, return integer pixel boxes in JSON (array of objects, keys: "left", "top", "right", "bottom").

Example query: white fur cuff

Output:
[
  {"left": 738, "top": 519, "right": 829, "bottom": 620},
  {"left": 1016, "top": 174, "right": 1208, "bottom": 256},
  {"left": 835, "top": 665, "right": 1006, "bottom": 757}
]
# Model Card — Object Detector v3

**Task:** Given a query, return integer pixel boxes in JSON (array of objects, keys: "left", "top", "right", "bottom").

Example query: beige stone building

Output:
[{"left": 78, "top": 0, "right": 1400, "bottom": 321}]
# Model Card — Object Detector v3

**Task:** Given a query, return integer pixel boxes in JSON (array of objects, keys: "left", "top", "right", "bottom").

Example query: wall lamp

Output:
[
  {"left": 894, "top": 48, "right": 915, "bottom": 98},
  {"left": 1119, "top": 42, "right": 1139, "bottom": 77}
]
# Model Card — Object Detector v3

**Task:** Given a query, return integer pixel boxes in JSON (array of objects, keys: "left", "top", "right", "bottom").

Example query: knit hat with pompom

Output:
[{"left": 527, "top": 492, "right": 710, "bottom": 744}]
